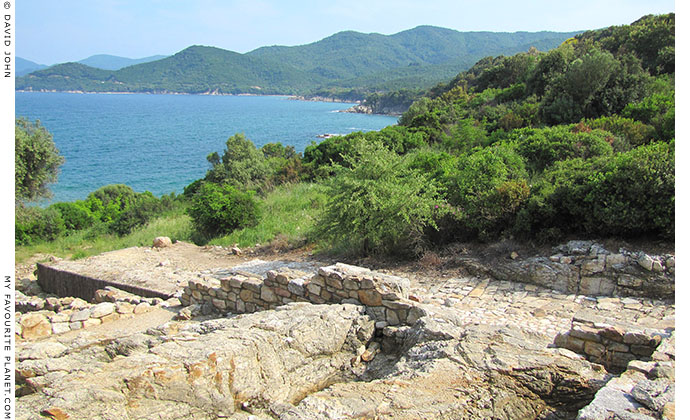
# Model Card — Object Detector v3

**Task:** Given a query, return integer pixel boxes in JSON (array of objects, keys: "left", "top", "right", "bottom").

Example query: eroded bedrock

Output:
[{"left": 17, "top": 301, "right": 615, "bottom": 420}]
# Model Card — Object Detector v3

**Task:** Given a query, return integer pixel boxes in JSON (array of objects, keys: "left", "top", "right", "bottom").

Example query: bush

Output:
[
  {"left": 517, "top": 141, "right": 674, "bottom": 238},
  {"left": 512, "top": 125, "right": 613, "bottom": 173},
  {"left": 15, "top": 206, "right": 66, "bottom": 245},
  {"left": 316, "top": 141, "right": 445, "bottom": 256},
  {"left": 110, "top": 191, "right": 164, "bottom": 236},
  {"left": 49, "top": 201, "right": 95, "bottom": 231},
  {"left": 85, "top": 184, "right": 138, "bottom": 222},
  {"left": 443, "top": 144, "right": 530, "bottom": 239},
  {"left": 587, "top": 115, "right": 655, "bottom": 148},
  {"left": 204, "top": 133, "right": 269, "bottom": 189},
  {"left": 187, "top": 182, "right": 260, "bottom": 238}
]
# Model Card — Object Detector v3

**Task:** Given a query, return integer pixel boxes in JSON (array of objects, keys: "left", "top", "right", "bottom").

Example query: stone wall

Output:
[
  {"left": 554, "top": 315, "right": 670, "bottom": 372},
  {"left": 16, "top": 287, "right": 177, "bottom": 340},
  {"left": 482, "top": 241, "right": 674, "bottom": 299},
  {"left": 37, "top": 263, "right": 173, "bottom": 301},
  {"left": 180, "top": 263, "right": 427, "bottom": 326}
]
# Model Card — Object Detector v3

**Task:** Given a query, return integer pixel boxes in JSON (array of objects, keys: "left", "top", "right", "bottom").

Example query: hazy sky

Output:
[{"left": 19, "top": 0, "right": 675, "bottom": 65}]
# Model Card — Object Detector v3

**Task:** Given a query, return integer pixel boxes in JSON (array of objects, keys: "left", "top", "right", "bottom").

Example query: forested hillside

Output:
[{"left": 16, "top": 26, "right": 577, "bottom": 96}]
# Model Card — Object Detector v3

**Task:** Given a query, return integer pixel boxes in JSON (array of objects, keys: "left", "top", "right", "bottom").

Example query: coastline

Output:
[{"left": 16, "top": 89, "right": 402, "bottom": 116}]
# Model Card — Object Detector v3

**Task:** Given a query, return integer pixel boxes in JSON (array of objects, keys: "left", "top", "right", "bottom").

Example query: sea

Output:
[{"left": 15, "top": 92, "right": 398, "bottom": 204}]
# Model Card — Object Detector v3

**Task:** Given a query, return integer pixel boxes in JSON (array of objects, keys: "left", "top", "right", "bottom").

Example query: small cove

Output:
[{"left": 16, "top": 92, "right": 398, "bottom": 204}]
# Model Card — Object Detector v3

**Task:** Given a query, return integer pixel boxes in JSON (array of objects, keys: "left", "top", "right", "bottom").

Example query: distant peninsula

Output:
[{"left": 16, "top": 26, "right": 579, "bottom": 99}]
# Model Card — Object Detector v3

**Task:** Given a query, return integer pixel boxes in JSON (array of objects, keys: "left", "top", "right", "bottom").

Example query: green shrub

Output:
[
  {"left": 111, "top": 191, "right": 163, "bottom": 236},
  {"left": 517, "top": 141, "right": 674, "bottom": 238},
  {"left": 443, "top": 144, "right": 529, "bottom": 239},
  {"left": 513, "top": 125, "right": 613, "bottom": 173},
  {"left": 85, "top": 184, "right": 138, "bottom": 222},
  {"left": 49, "top": 201, "right": 95, "bottom": 231},
  {"left": 204, "top": 133, "right": 270, "bottom": 189},
  {"left": 187, "top": 182, "right": 260, "bottom": 238},
  {"left": 587, "top": 115, "right": 656, "bottom": 148},
  {"left": 16, "top": 206, "right": 66, "bottom": 245},
  {"left": 316, "top": 141, "right": 445, "bottom": 256}
]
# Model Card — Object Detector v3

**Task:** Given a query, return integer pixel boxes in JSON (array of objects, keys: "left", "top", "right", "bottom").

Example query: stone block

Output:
[
  {"left": 91, "top": 302, "right": 115, "bottom": 319},
  {"left": 607, "top": 342, "right": 629, "bottom": 353},
  {"left": 101, "top": 312, "right": 120, "bottom": 323},
  {"left": 581, "top": 258, "right": 606, "bottom": 276},
  {"left": 309, "top": 295, "right": 326, "bottom": 304},
  {"left": 360, "top": 277, "right": 375, "bottom": 289},
  {"left": 382, "top": 300, "right": 414, "bottom": 311},
  {"left": 320, "top": 289, "right": 332, "bottom": 301},
  {"left": 406, "top": 306, "right": 427, "bottom": 325},
  {"left": 275, "top": 287, "right": 292, "bottom": 298},
  {"left": 239, "top": 289, "right": 255, "bottom": 302},
  {"left": 637, "top": 254, "right": 654, "bottom": 271},
  {"left": 69, "top": 321, "right": 82, "bottom": 331},
  {"left": 584, "top": 341, "right": 606, "bottom": 358},
  {"left": 241, "top": 278, "right": 263, "bottom": 293},
  {"left": 624, "top": 331, "right": 653, "bottom": 345},
  {"left": 260, "top": 286, "right": 278, "bottom": 303},
  {"left": 310, "top": 275, "right": 326, "bottom": 287},
  {"left": 599, "top": 326, "right": 625, "bottom": 342},
  {"left": 565, "top": 336, "right": 586, "bottom": 353},
  {"left": 358, "top": 289, "right": 382, "bottom": 306},
  {"left": 306, "top": 282, "right": 321, "bottom": 296},
  {"left": 51, "top": 322, "right": 71, "bottom": 335},
  {"left": 287, "top": 279, "right": 306, "bottom": 296},
  {"left": 630, "top": 345, "right": 656, "bottom": 357},
  {"left": 191, "top": 290, "right": 202, "bottom": 300},
  {"left": 617, "top": 274, "right": 643, "bottom": 288},
  {"left": 570, "top": 323, "right": 602, "bottom": 342},
  {"left": 70, "top": 309, "right": 92, "bottom": 323},
  {"left": 343, "top": 279, "right": 359, "bottom": 290},
  {"left": 325, "top": 276, "right": 343, "bottom": 290},
  {"left": 606, "top": 254, "right": 628, "bottom": 266},
  {"left": 610, "top": 351, "right": 637, "bottom": 368},
  {"left": 236, "top": 300, "right": 245, "bottom": 312},
  {"left": 212, "top": 298, "right": 227, "bottom": 310},
  {"left": 226, "top": 276, "right": 245, "bottom": 289},
  {"left": 48, "top": 312, "right": 70, "bottom": 323},
  {"left": 386, "top": 309, "right": 400, "bottom": 326}
]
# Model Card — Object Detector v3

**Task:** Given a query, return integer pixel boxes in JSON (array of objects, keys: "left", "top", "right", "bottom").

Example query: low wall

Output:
[
  {"left": 554, "top": 315, "right": 670, "bottom": 372},
  {"left": 180, "top": 263, "right": 426, "bottom": 326},
  {"left": 470, "top": 241, "right": 674, "bottom": 299},
  {"left": 37, "top": 263, "right": 173, "bottom": 301}
]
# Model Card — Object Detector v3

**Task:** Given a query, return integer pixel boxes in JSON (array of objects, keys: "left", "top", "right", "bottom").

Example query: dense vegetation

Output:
[
  {"left": 16, "top": 27, "right": 576, "bottom": 97},
  {"left": 16, "top": 14, "right": 674, "bottom": 260}
]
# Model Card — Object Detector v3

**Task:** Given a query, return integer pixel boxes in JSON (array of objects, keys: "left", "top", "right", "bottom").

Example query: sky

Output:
[{"left": 19, "top": 0, "right": 675, "bottom": 65}]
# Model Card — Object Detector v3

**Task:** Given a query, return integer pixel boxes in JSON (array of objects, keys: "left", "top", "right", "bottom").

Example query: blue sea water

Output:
[{"left": 16, "top": 92, "right": 398, "bottom": 204}]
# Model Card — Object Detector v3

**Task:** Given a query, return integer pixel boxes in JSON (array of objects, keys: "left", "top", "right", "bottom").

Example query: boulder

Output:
[{"left": 152, "top": 236, "right": 173, "bottom": 248}]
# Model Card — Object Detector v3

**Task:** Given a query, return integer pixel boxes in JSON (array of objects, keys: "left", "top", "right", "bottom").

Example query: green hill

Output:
[
  {"left": 16, "top": 57, "right": 48, "bottom": 76},
  {"left": 16, "top": 26, "right": 579, "bottom": 96}
]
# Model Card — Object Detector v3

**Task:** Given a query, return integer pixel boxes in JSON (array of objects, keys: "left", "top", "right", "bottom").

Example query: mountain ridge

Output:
[{"left": 17, "top": 26, "right": 580, "bottom": 96}]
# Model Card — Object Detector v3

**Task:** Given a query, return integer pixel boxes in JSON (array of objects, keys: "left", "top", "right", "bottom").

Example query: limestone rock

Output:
[
  {"left": 16, "top": 304, "right": 375, "bottom": 420},
  {"left": 152, "top": 236, "right": 173, "bottom": 248},
  {"left": 20, "top": 313, "right": 52, "bottom": 339},
  {"left": 91, "top": 302, "right": 115, "bottom": 318}
]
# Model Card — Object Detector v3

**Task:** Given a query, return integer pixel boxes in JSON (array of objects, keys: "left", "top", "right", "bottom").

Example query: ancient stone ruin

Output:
[{"left": 14, "top": 240, "right": 675, "bottom": 419}]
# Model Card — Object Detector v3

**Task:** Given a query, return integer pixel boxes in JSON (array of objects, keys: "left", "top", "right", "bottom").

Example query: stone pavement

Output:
[{"left": 405, "top": 273, "right": 674, "bottom": 341}]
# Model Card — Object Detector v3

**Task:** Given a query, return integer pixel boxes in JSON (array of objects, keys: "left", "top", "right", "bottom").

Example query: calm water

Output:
[{"left": 16, "top": 92, "right": 398, "bottom": 203}]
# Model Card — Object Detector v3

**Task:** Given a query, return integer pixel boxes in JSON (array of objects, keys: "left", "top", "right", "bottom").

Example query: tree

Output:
[
  {"left": 204, "top": 133, "right": 269, "bottom": 189},
  {"left": 15, "top": 118, "right": 64, "bottom": 203}
]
